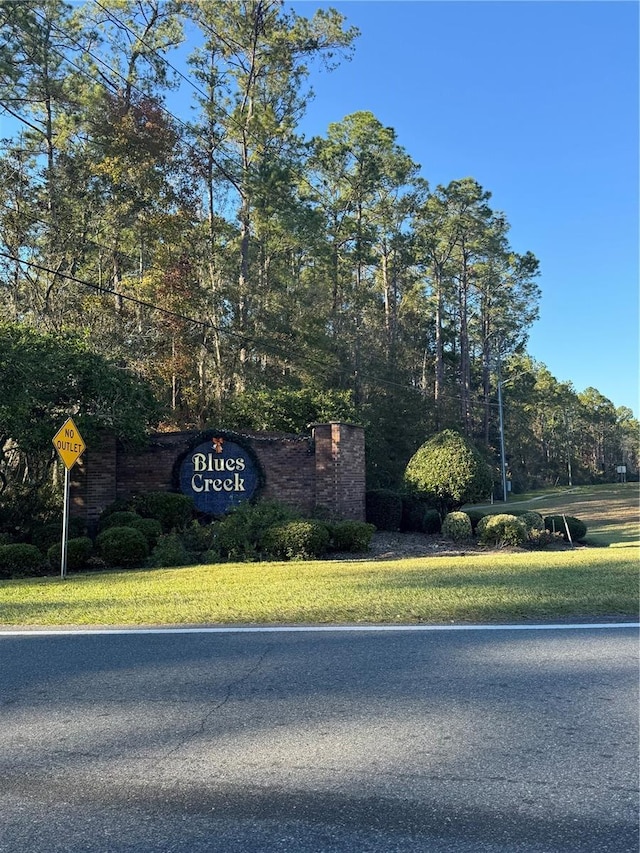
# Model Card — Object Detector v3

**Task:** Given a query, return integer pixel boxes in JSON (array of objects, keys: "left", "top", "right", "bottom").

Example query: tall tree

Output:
[{"left": 186, "top": 0, "right": 357, "bottom": 391}]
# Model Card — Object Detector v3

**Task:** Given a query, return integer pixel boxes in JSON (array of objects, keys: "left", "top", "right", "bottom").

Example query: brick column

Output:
[
  {"left": 70, "top": 434, "right": 117, "bottom": 530},
  {"left": 312, "top": 422, "right": 365, "bottom": 521}
]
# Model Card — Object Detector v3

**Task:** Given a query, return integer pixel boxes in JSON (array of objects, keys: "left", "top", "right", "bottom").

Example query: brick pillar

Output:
[
  {"left": 70, "top": 434, "right": 117, "bottom": 530},
  {"left": 313, "top": 422, "right": 365, "bottom": 521}
]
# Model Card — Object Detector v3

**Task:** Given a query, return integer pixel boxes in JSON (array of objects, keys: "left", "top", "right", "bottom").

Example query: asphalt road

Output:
[{"left": 0, "top": 625, "right": 638, "bottom": 852}]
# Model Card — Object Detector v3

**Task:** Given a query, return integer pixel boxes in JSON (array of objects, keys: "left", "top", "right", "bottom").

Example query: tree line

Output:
[{"left": 1, "top": 0, "right": 637, "bottom": 496}]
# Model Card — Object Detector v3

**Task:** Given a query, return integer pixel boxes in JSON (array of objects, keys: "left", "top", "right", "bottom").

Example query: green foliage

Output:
[
  {"left": 98, "top": 500, "right": 136, "bottom": 521},
  {"left": 47, "top": 537, "right": 93, "bottom": 572},
  {"left": 131, "top": 492, "right": 194, "bottom": 532},
  {"left": 0, "top": 0, "right": 634, "bottom": 497},
  {"left": 423, "top": 509, "right": 442, "bottom": 534},
  {"left": 526, "top": 529, "right": 566, "bottom": 550},
  {"left": 365, "top": 489, "right": 402, "bottom": 531},
  {"left": 181, "top": 521, "right": 217, "bottom": 555},
  {"left": 99, "top": 511, "right": 143, "bottom": 531},
  {"left": 97, "top": 508, "right": 163, "bottom": 548},
  {"left": 479, "top": 514, "right": 528, "bottom": 547},
  {"left": 128, "top": 517, "right": 163, "bottom": 549},
  {"left": 31, "top": 515, "right": 87, "bottom": 554},
  {"left": 475, "top": 515, "right": 491, "bottom": 537},
  {"left": 329, "top": 520, "right": 376, "bottom": 552},
  {"left": 214, "top": 500, "right": 295, "bottom": 561},
  {"left": 400, "top": 494, "right": 442, "bottom": 533},
  {"left": 441, "top": 511, "right": 472, "bottom": 542},
  {"left": 400, "top": 494, "right": 427, "bottom": 532},
  {"left": 404, "top": 431, "right": 493, "bottom": 517},
  {"left": 465, "top": 509, "right": 488, "bottom": 532},
  {"left": 0, "top": 324, "right": 160, "bottom": 490},
  {"left": 0, "top": 543, "right": 46, "bottom": 578},
  {"left": 148, "top": 533, "right": 193, "bottom": 568},
  {"left": 227, "top": 387, "right": 355, "bottom": 433},
  {"left": 519, "top": 511, "right": 545, "bottom": 533},
  {"left": 544, "top": 515, "right": 588, "bottom": 542},
  {"left": 0, "top": 484, "right": 62, "bottom": 546},
  {"left": 263, "top": 520, "right": 331, "bottom": 561},
  {"left": 95, "top": 526, "right": 149, "bottom": 568}
]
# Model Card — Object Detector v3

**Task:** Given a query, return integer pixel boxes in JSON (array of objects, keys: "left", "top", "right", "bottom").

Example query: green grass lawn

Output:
[
  {"left": 1, "top": 548, "right": 637, "bottom": 628},
  {"left": 1, "top": 483, "right": 638, "bottom": 628}
]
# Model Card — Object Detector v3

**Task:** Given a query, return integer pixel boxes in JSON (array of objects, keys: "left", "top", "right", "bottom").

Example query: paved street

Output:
[{"left": 0, "top": 625, "right": 638, "bottom": 852}]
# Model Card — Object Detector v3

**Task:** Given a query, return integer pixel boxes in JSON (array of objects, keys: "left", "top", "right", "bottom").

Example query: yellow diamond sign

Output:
[{"left": 52, "top": 417, "right": 86, "bottom": 470}]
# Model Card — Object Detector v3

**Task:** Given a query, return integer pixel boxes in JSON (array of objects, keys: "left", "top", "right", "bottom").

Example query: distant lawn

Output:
[
  {"left": 469, "top": 482, "right": 640, "bottom": 547},
  {"left": 1, "top": 482, "right": 637, "bottom": 629}
]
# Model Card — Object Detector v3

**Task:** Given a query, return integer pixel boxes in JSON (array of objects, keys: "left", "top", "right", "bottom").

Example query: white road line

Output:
[{"left": 0, "top": 622, "right": 638, "bottom": 637}]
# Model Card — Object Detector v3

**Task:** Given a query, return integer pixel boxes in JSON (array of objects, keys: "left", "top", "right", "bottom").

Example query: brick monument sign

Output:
[{"left": 70, "top": 422, "right": 365, "bottom": 529}]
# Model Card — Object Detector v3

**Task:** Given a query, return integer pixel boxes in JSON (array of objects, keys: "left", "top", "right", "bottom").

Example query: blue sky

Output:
[{"left": 291, "top": 0, "right": 640, "bottom": 416}]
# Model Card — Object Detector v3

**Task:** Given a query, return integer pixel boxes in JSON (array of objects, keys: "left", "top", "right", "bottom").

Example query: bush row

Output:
[
  {"left": 440, "top": 509, "right": 587, "bottom": 548},
  {"left": 0, "top": 494, "right": 377, "bottom": 578},
  {"left": 365, "top": 488, "right": 588, "bottom": 549}
]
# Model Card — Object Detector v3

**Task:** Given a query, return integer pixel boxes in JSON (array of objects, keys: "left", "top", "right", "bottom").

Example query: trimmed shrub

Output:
[
  {"left": 98, "top": 498, "right": 134, "bottom": 521},
  {"left": 47, "top": 537, "right": 93, "bottom": 572},
  {"left": 476, "top": 514, "right": 491, "bottom": 537},
  {"left": 128, "top": 517, "right": 163, "bottom": 549},
  {"left": 95, "top": 526, "right": 149, "bottom": 568},
  {"left": 544, "top": 515, "right": 587, "bottom": 542},
  {"left": 263, "top": 519, "right": 331, "bottom": 560},
  {"left": 441, "top": 511, "right": 472, "bottom": 542},
  {"left": 479, "top": 514, "right": 527, "bottom": 547},
  {"left": 30, "top": 517, "right": 87, "bottom": 554},
  {"left": 527, "top": 529, "right": 566, "bottom": 550},
  {"left": 99, "top": 511, "right": 143, "bottom": 531},
  {"left": 131, "top": 492, "right": 194, "bottom": 532},
  {"left": 519, "top": 511, "right": 545, "bottom": 534},
  {"left": 423, "top": 509, "right": 442, "bottom": 534},
  {"left": 400, "top": 494, "right": 427, "bottom": 532},
  {"left": 181, "top": 520, "right": 217, "bottom": 555},
  {"left": 148, "top": 533, "right": 193, "bottom": 568},
  {"left": 214, "top": 499, "right": 295, "bottom": 560},
  {"left": 0, "top": 543, "right": 46, "bottom": 578},
  {"left": 366, "top": 489, "right": 402, "bottom": 531},
  {"left": 330, "top": 520, "right": 376, "bottom": 553},
  {"left": 400, "top": 495, "right": 441, "bottom": 533},
  {"left": 404, "top": 430, "right": 493, "bottom": 517}
]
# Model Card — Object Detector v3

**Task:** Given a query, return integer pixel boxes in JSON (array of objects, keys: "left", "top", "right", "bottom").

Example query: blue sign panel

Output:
[{"left": 179, "top": 436, "right": 259, "bottom": 516}]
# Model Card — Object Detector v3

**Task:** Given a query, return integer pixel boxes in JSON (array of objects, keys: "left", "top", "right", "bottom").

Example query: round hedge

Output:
[
  {"left": 127, "top": 517, "right": 163, "bottom": 548},
  {"left": 404, "top": 430, "right": 493, "bottom": 516},
  {"left": 544, "top": 515, "right": 587, "bottom": 542},
  {"left": 95, "top": 526, "right": 149, "bottom": 567},
  {"left": 479, "top": 514, "right": 527, "bottom": 547},
  {"left": 519, "top": 511, "right": 545, "bottom": 534},
  {"left": 330, "top": 521, "right": 376, "bottom": 553},
  {"left": 441, "top": 511, "right": 472, "bottom": 542},
  {"left": 263, "top": 520, "right": 330, "bottom": 560},
  {"left": 131, "top": 492, "right": 194, "bottom": 532},
  {"left": 47, "top": 536, "right": 93, "bottom": 572},
  {"left": 99, "top": 511, "right": 143, "bottom": 531},
  {"left": 0, "top": 543, "right": 46, "bottom": 578}
]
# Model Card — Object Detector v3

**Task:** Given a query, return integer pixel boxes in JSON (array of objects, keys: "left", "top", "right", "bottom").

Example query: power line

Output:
[
  {"left": 0, "top": 8, "right": 515, "bottom": 417},
  {"left": 0, "top": 248, "right": 507, "bottom": 411}
]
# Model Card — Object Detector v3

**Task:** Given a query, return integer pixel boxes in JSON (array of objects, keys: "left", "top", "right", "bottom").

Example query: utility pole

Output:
[{"left": 497, "top": 351, "right": 508, "bottom": 503}]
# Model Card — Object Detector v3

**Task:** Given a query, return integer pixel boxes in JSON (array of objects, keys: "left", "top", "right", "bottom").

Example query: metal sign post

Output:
[
  {"left": 61, "top": 466, "right": 70, "bottom": 579},
  {"left": 52, "top": 418, "right": 86, "bottom": 579}
]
